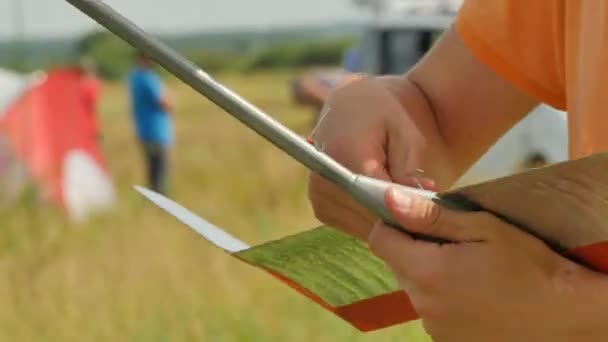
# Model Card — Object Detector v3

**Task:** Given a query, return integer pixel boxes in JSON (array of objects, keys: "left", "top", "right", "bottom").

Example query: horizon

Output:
[
  {"left": 0, "top": 18, "right": 366, "bottom": 43},
  {"left": 0, "top": 0, "right": 366, "bottom": 40}
]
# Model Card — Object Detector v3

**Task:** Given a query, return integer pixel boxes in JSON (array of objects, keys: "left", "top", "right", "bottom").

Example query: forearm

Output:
[{"left": 404, "top": 73, "right": 536, "bottom": 189}]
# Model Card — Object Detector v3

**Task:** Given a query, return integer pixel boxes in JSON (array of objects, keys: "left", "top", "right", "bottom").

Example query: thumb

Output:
[{"left": 385, "top": 187, "right": 491, "bottom": 242}]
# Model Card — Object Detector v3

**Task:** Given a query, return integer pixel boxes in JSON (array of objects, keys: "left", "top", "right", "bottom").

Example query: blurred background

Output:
[{"left": 0, "top": 0, "right": 567, "bottom": 341}]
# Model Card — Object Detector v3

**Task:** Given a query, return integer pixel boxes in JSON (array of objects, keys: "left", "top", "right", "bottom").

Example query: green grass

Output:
[{"left": 0, "top": 70, "right": 430, "bottom": 341}]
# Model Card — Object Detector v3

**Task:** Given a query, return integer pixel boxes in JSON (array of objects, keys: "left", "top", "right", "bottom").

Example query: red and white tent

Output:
[{"left": 0, "top": 67, "right": 115, "bottom": 221}]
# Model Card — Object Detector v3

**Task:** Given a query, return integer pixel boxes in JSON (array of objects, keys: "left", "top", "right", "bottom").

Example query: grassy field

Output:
[{"left": 0, "top": 71, "right": 430, "bottom": 341}]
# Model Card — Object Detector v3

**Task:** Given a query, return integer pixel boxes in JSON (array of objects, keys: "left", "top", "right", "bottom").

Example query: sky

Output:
[{"left": 0, "top": 0, "right": 366, "bottom": 39}]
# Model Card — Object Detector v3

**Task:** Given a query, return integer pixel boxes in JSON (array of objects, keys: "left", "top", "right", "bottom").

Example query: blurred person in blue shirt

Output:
[
  {"left": 128, "top": 51, "right": 174, "bottom": 195},
  {"left": 342, "top": 46, "right": 362, "bottom": 74}
]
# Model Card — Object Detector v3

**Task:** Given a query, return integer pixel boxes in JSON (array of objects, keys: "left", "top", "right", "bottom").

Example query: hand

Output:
[
  {"left": 369, "top": 187, "right": 608, "bottom": 342},
  {"left": 308, "top": 75, "right": 447, "bottom": 240}
]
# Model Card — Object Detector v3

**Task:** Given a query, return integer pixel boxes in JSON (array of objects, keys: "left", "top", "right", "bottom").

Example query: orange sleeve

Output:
[{"left": 455, "top": 0, "right": 566, "bottom": 110}]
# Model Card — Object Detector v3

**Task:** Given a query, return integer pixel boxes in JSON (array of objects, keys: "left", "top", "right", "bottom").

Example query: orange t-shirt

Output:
[{"left": 455, "top": 0, "right": 608, "bottom": 159}]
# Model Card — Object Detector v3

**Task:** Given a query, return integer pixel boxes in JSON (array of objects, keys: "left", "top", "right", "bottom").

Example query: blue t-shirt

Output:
[{"left": 128, "top": 68, "right": 173, "bottom": 145}]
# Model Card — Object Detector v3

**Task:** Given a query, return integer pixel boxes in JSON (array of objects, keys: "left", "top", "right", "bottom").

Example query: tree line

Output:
[{"left": 75, "top": 31, "right": 356, "bottom": 79}]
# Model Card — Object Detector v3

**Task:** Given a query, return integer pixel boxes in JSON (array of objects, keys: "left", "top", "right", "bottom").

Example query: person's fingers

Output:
[{"left": 384, "top": 187, "right": 499, "bottom": 242}]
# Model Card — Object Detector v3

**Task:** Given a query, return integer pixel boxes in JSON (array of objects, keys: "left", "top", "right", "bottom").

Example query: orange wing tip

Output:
[
  {"left": 571, "top": 242, "right": 608, "bottom": 274},
  {"left": 256, "top": 264, "right": 419, "bottom": 332}
]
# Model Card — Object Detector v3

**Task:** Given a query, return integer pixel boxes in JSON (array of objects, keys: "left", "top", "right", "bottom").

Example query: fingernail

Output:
[{"left": 389, "top": 188, "right": 413, "bottom": 210}]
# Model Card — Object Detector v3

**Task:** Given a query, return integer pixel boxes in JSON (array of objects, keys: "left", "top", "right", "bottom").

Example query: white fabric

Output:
[{"left": 62, "top": 150, "right": 116, "bottom": 222}]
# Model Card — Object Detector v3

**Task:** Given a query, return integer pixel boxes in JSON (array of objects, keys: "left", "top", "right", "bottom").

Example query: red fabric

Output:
[{"left": 0, "top": 67, "right": 107, "bottom": 209}]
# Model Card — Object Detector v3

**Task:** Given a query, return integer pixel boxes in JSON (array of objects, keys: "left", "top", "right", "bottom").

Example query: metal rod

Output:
[{"left": 64, "top": 0, "right": 356, "bottom": 191}]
